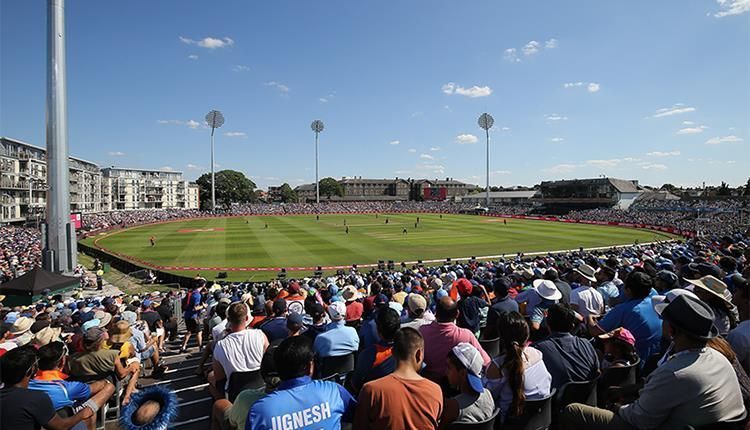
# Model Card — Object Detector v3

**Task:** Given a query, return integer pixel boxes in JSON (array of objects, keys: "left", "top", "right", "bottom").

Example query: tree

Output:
[
  {"left": 318, "top": 177, "right": 343, "bottom": 199},
  {"left": 279, "top": 183, "right": 297, "bottom": 203},
  {"left": 717, "top": 181, "right": 731, "bottom": 196},
  {"left": 744, "top": 178, "right": 750, "bottom": 196},
  {"left": 660, "top": 183, "right": 678, "bottom": 192},
  {"left": 195, "top": 169, "right": 256, "bottom": 210}
]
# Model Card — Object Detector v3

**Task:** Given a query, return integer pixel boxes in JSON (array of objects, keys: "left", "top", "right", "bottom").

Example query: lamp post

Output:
[
  {"left": 478, "top": 113, "right": 494, "bottom": 208},
  {"left": 311, "top": 120, "right": 325, "bottom": 204},
  {"left": 205, "top": 110, "right": 225, "bottom": 211}
]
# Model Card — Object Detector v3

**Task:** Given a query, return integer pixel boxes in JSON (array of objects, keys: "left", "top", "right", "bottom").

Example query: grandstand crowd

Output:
[{"left": 1, "top": 216, "right": 749, "bottom": 428}]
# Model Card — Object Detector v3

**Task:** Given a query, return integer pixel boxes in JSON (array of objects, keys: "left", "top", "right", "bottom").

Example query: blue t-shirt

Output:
[
  {"left": 247, "top": 376, "right": 356, "bottom": 430},
  {"left": 260, "top": 318, "right": 290, "bottom": 343},
  {"left": 313, "top": 321, "right": 359, "bottom": 358},
  {"left": 597, "top": 281, "right": 620, "bottom": 307},
  {"left": 184, "top": 291, "right": 202, "bottom": 319},
  {"left": 28, "top": 379, "right": 91, "bottom": 410},
  {"left": 598, "top": 296, "right": 662, "bottom": 361}
]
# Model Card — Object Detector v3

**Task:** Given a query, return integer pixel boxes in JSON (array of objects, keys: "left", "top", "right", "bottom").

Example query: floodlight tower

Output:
[
  {"left": 205, "top": 110, "right": 225, "bottom": 211},
  {"left": 311, "top": 120, "right": 325, "bottom": 204},
  {"left": 43, "top": 0, "right": 77, "bottom": 273},
  {"left": 478, "top": 113, "right": 494, "bottom": 208}
]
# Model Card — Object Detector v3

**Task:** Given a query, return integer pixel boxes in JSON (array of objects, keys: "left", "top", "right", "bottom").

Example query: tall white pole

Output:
[
  {"left": 44, "top": 0, "right": 76, "bottom": 273},
  {"left": 485, "top": 128, "right": 490, "bottom": 208},
  {"left": 211, "top": 127, "right": 216, "bottom": 210},
  {"left": 315, "top": 131, "right": 319, "bottom": 204}
]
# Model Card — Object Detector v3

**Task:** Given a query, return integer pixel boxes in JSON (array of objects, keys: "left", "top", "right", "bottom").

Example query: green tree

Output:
[
  {"left": 717, "top": 181, "right": 731, "bottom": 196},
  {"left": 744, "top": 178, "right": 750, "bottom": 196},
  {"left": 279, "top": 183, "right": 298, "bottom": 203},
  {"left": 660, "top": 183, "right": 678, "bottom": 192},
  {"left": 195, "top": 169, "right": 256, "bottom": 209},
  {"left": 318, "top": 177, "right": 343, "bottom": 199}
]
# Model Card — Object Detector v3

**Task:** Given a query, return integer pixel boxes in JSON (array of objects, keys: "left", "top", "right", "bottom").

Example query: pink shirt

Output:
[{"left": 419, "top": 321, "right": 491, "bottom": 378}]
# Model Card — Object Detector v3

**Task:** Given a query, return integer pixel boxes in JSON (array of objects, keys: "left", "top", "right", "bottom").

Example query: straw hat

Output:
[
  {"left": 685, "top": 275, "right": 732, "bottom": 305},
  {"left": 110, "top": 320, "right": 133, "bottom": 344},
  {"left": 10, "top": 316, "right": 34, "bottom": 335},
  {"left": 32, "top": 326, "right": 62, "bottom": 347}
]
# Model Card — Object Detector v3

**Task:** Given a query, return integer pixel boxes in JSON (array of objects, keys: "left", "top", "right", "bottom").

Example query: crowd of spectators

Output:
[
  {"left": 2, "top": 227, "right": 749, "bottom": 429},
  {"left": 0, "top": 226, "right": 42, "bottom": 283}
]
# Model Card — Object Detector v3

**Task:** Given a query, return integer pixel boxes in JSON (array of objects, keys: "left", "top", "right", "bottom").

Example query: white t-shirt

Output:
[
  {"left": 214, "top": 328, "right": 267, "bottom": 387},
  {"left": 211, "top": 319, "right": 228, "bottom": 347},
  {"left": 570, "top": 285, "right": 604, "bottom": 318}
]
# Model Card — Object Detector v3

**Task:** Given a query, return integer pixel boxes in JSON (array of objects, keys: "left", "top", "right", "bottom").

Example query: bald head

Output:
[
  {"left": 133, "top": 400, "right": 161, "bottom": 426},
  {"left": 436, "top": 297, "right": 458, "bottom": 322}
]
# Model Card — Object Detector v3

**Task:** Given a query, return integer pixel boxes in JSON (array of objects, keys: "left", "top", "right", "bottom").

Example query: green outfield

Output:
[{"left": 82, "top": 214, "right": 676, "bottom": 280}]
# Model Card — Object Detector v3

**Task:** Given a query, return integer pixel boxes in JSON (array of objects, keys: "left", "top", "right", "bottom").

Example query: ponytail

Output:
[{"left": 498, "top": 312, "right": 529, "bottom": 417}]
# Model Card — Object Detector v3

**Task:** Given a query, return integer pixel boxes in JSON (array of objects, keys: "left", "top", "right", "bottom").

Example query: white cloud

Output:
[
  {"left": 108, "top": 151, "right": 125, "bottom": 156},
  {"left": 563, "top": 82, "right": 600, "bottom": 92},
  {"left": 456, "top": 134, "right": 479, "bottom": 144},
  {"left": 319, "top": 97, "right": 328, "bottom": 103},
  {"left": 179, "top": 36, "right": 234, "bottom": 49},
  {"left": 646, "top": 151, "right": 680, "bottom": 157},
  {"left": 501, "top": 127, "right": 510, "bottom": 131},
  {"left": 714, "top": 0, "right": 750, "bottom": 17},
  {"left": 682, "top": 120, "right": 694, "bottom": 125},
  {"left": 676, "top": 125, "right": 708, "bottom": 134},
  {"left": 389, "top": 140, "right": 400, "bottom": 145},
  {"left": 187, "top": 54, "right": 198, "bottom": 60},
  {"left": 224, "top": 132, "right": 246, "bottom": 137},
  {"left": 186, "top": 163, "right": 204, "bottom": 170},
  {"left": 420, "top": 153, "right": 434, "bottom": 160},
  {"left": 264, "top": 81, "right": 290, "bottom": 93},
  {"left": 492, "top": 170, "right": 512, "bottom": 175},
  {"left": 442, "top": 82, "right": 492, "bottom": 98},
  {"left": 416, "top": 163, "right": 445, "bottom": 174},
  {"left": 543, "top": 164, "right": 577, "bottom": 174},
  {"left": 522, "top": 40, "right": 540, "bottom": 56},
  {"left": 545, "top": 113, "right": 568, "bottom": 122},
  {"left": 408, "top": 148, "right": 417, "bottom": 153},
  {"left": 586, "top": 159, "right": 622, "bottom": 168},
  {"left": 705, "top": 135, "right": 744, "bottom": 145},
  {"left": 394, "top": 170, "right": 412, "bottom": 175},
  {"left": 545, "top": 38, "right": 558, "bottom": 49},
  {"left": 587, "top": 83, "right": 600, "bottom": 93},
  {"left": 641, "top": 163, "right": 668, "bottom": 170},
  {"left": 651, "top": 104, "right": 696, "bottom": 118},
  {"left": 429, "top": 147, "right": 441, "bottom": 151},
  {"left": 160, "top": 166, "right": 174, "bottom": 171},
  {"left": 232, "top": 65, "right": 250, "bottom": 72},
  {"left": 503, "top": 48, "right": 520, "bottom": 63},
  {"left": 157, "top": 119, "right": 201, "bottom": 129},
  {"left": 550, "top": 137, "right": 565, "bottom": 143},
  {"left": 563, "top": 82, "right": 584, "bottom": 88}
]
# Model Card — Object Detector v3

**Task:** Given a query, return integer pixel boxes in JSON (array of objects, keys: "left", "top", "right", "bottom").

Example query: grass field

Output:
[{"left": 82, "top": 214, "right": 677, "bottom": 281}]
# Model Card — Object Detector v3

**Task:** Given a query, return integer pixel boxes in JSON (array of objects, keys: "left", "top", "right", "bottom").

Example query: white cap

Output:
[{"left": 327, "top": 301, "right": 347, "bottom": 321}]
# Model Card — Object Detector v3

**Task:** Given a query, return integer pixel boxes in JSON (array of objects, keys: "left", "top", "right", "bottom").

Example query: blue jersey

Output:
[
  {"left": 247, "top": 376, "right": 356, "bottom": 430},
  {"left": 28, "top": 379, "right": 91, "bottom": 410}
]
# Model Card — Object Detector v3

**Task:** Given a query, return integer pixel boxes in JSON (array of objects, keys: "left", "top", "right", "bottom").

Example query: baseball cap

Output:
[
  {"left": 373, "top": 294, "right": 389, "bottom": 307},
  {"left": 287, "top": 312, "right": 304, "bottom": 326},
  {"left": 328, "top": 301, "right": 346, "bottom": 321},
  {"left": 451, "top": 342, "right": 485, "bottom": 394},
  {"left": 406, "top": 294, "right": 427, "bottom": 315},
  {"left": 597, "top": 327, "right": 636, "bottom": 346}
]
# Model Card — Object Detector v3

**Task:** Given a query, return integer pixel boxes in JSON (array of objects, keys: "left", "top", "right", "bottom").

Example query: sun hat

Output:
[
  {"left": 121, "top": 310, "right": 138, "bottom": 326},
  {"left": 406, "top": 294, "right": 427, "bottom": 315},
  {"left": 451, "top": 342, "right": 485, "bottom": 394},
  {"left": 94, "top": 310, "right": 112, "bottom": 328},
  {"left": 660, "top": 294, "right": 718, "bottom": 340},
  {"left": 655, "top": 270, "right": 679, "bottom": 289},
  {"left": 597, "top": 327, "right": 636, "bottom": 346},
  {"left": 574, "top": 264, "right": 597, "bottom": 283},
  {"left": 454, "top": 278, "right": 473, "bottom": 297},
  {"left": 327, "top": 301, "right": 347, "bottom": 321},
  {"left": 32, "top": 326, "right": 62, "bottom": 347},
  {"left": 532, "top": 279, "right": 562, "bottom": 301},
  {"left": 84, "top": 327, "right": 107, "bottom": 344},
  {"left": 685, "top": 275, "right": 731, "bottom": 304},
  {"left": 342, "top": 285, "right": 361, "bottom": 302},
  {"left": 652, "top": 288, "right": 699, "bottom": 315},
  {"left": 110, "top": 320, "right": 133, "bottom": 344},
  {"left": 81, "top": 319, "right": 101, "bottom": 332},
  {"left": 10, "top": 317, "right": 34, "bottom": 335}
]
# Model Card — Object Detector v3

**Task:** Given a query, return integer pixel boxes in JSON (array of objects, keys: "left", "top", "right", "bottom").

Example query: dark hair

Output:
[
  {"left": 435, "top": 297, "right": 459, "bottom": 322},
  {"left": 376, "top": 308, "right": 401, "bottom": 341},
  {"left": 227, "top": 302, "right": 248, "bottom": 326},
  {"left": 607, "top": 337, "right": 638, "bottom": 363},
  {"left": 37, "top": 341, "right": 66, "bottom": 371},
  {"left": 274, "top": 336, "right": 314, "bottom": 380},
  {"left": 545, "top": 303, "right": 577, "bottom": 333},
  {"left": 625, "top": 272, "right": 653, "bottom": 299},
  {"left": 370, "top": 281, "right": 382, "bottom": 296},
  {"left": 215, "top": 302, "right": 229, "bottom": 320},
  {"left": 392, "top": 327, "right": 423, "bottom": 361},
  {"left": 272, "top": 298, "right": 287, "bottom": 316},
  {"left": 0, "top": 345, "right": 38, "bottom": 385},
  {"left": 498, "top": 312, "right": 529, "bottom": 417}
]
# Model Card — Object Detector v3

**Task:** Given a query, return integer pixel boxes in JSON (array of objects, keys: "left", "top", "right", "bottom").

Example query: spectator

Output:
[
  {"left": 119, "top": 312, "right": 168, "bottom": 377},
  {"left": 359, "top": 294, "right": 389, "bottom": 350},
  {"left": 595, "top": 265, "right": 620, "bottom": 309},
  {"left": 588, "top": 272, "right": 662, "bottom": 363},
  {"left": 728, "top": 275, "right": 749, "bottom": 373},
  {"left": 440, "top": 342, "right": 496, "bottom": 428},
  {"left": 342, "top": 285, "right": 364, "bottom": 323},
  {"left": 0, "top": 346, "right": 96, "bottom": 430},
  {"left": 181, "top": 287, "right": 205, "bottom": 353},
  {"left": 483, "top": 311, "right": 552, "bottom": 423},
  {"left": 313, "top": 301, "right": 359, "bottom": 359},
  {"left": 68, "top": 327, "right": 140, "bottom": 405},
  {"left": 420, "top": 297, "right": 490, "bottom": 383},
  {"left": 302, "top": 302, "right": 328, "bottom": 343},
  {"left": 247, "top": 336, "right": 357, "bottom": 430},
  {"left": 570, "top": 268, "right": 605, "bottom": 320},
  {"left": 455, "top": 278, "right": 487, "bottom": 335},
  {"left": 597, "top": 327, "right": 639, "bottom": 369},
  {"left": 401, "top": 293, "right": 432, "bottom": 330},
  {"left": 210, "top": 303, "right": 269, "bottom": 400},
  {"left": 484, "top": 277, "right": 519, "bottom": 339},
  {"left": 545, "top": 269, "right": 572, "bottom": 305},
  {"left": 351, "top": 307, "right": 400, "bottom": 392},
  {"left": 355, "top": 327, "right": 443, "bottom": 429},
  {"left": 211, "top": 376, "right": 280, "bottom": 430},
  {"left": 534, "top": 303, "right": 599, "bottom": 390},
  {"left": 562, "top": 295, "right": 745, "bottom": 429},
  {"left": 259, "top": 299, "right": 290, "bottom": 343},
  {"left": 686, "top": 275, "right": 738, "bottom": 336}
]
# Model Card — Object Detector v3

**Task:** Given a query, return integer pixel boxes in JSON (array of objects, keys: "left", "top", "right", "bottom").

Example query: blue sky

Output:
[{"left": 1, "top": 0, "right": 748, "bottom": 190}]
